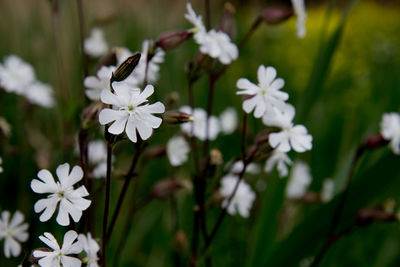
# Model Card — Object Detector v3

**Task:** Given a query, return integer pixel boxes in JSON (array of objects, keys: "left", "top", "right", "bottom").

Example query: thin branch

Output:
[
  {"left": 76, "top": 0, "right": 89, "bottom": 78},
  {"left": 101, "top": 141, "right": 112, "bottom": 267}
]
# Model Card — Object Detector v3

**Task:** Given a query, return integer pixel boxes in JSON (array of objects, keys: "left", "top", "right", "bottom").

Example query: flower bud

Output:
[
  {"left": 163, "top": 110, "right": 193, "bottom": 124},
  {"left": 150, "top": 179, "right": 182, "bottom": 200},
  {"left": 247, "top": 130, "right": 274, "bottom": 162},
  {"left": 356, "top": 206, "right": 397, "bottom": 226},
  {"left": 81, "top": 102, "right": 105, "bottom": 129},
  {"left": 155, "top": 31, "right": 193, "bottom": 51},
  {"left": 111, "top": 53, "right": 141, "bottom": 82},
  {"left": 210, "top": 149, "right": 223, "bottom": 166},
  {"left": 262, "top": 7, "right": 294, "bottom": 25},
  {"left": 218, "top": 2, "right": 237, "bottom": 39}
]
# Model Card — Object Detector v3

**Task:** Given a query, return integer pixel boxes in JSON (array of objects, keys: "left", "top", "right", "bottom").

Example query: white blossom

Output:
[
  {"left": 23, "top": 81, "right": 55, "bottom": 108},
  {"left": 84, "top": 28, "right": 108, "bottom": 58},
  {"left": 219, "top": 107, "right": 238, "bottom": 134},
  {"left": 31, "top": 163, "right": 91, "bottom": 226},
  {"left": 0, "top": 211, "right": 29, "bottom": 258},
  {"left": 0, "top": 55, "right": 35, "bottom": 94},
  {"left": 184, "top": 3, "right": 206, "bottom": 33},
  {"left": 167, "top": 136, "right": 190, "bottom": 166},
  {"left": 380, "top": 112, "right": 400, "bottom": 155},
  {"left": 286, "top": 161, "right": 312, "bottom": 199},
  {"left": 236, "top": 65, "right": 288, "bottom": 118},
  {"left": 321, "top": 178, "right": 334, "bottom": 202},
  {"left": 88, "top": 141, "right": 108, "bottom": 178},
  {"left": 263, "top": 105, "right": 312, "bottom": 153},
  {"left": 230, "top": 160, "right": 260, "bottom": 175},
  {"left": 33, "top": 230, "right": 82, "bottom": 267},
  {"left": 84, "top": 66, "right": 116, "bottom": 101},
  {"left": 264, "top": 150, "right": 292, "bottom": 178},
  {"left": 219, "top": 174, "right": 256, "bottom": 218},
  {"left": 180, "top": 106, "right": 220, "bottom": 141},
  {"left": 99, "top": 83, "right": 165, "bottom": 143},
  {"left": 291, "top": 0, "right": 307, "bottom": 38},
  {"left": 78, "top": 233, "right": 99, "bottom": 267}
]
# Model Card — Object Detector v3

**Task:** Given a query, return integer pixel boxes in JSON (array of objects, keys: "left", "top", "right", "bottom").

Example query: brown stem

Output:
[
  {"left": 101, "top": 141, "right": 112, "bottom": 267},
  {"left": 76, "top": 0, "right": 89, "bottom": 78}
]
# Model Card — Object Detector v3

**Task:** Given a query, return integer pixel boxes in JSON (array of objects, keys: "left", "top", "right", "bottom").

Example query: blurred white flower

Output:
[
  {"left": 31, "top": 163, "right": 91, "bottom": 226},
  {"left": 219, "top": 107, "right": 238, "bottom": 134},
  {"left": 23, "top": 81, "right": 55, "bottom": 108},
  {"left": 78, "top": 233, "right": 99, "bottom": 267},
  {"left": 0, "top": 211, "right": 29, "bottom": 258},
  {"left": 180, "top": 106, "right": 220, "bottom": 141},
  {"left": 291, "top": 0, "right": 307, "bottom": 38},
  {"left": 84, "top": 66, "right": 116, "bottom": 101},
  {"left": 380, "top": 112, "right": 400, "bottom": 155},
  {"left": 230, "top": 160, "right": 260, "bottom": 175},
  {"left": 236, "top": 65, "right": 288, "bottom": 118},
  {"left": 99, "top": 83, "right": 165, "bottom": 143},
  {"left": 167, "top": 136, "right": 190, "bottom": 166},
  {"left": 33, "top": 230, "right": 82, "bottom": 267},
  {"left": 0, "top": 157, "right": 3, "bottom": 173},
  {"left": 263, "top": 105, "right": 312, "bottom": 153},
  {"left": 87, "top": 141, "right": 109, "bottom": 178},
  {"left": 264, "top": 150, "right": 292, "bottom": 178},
  {"left": 286, "top": 161, "right": 312, "bottom": 199},
  {"left": 321, "top": 178, "right": 335, "bottom": 202},
  {"left": 219, "top": 174, "right": 256, "bottom": 218},
  {"left": 185, "top": 3, "right": 238, "bottom": 65},
  {"left": 0, "top": 55, "right": 35, "bottom": 94},
  {"left": 84, "top": 28, "right": 108, "bottom": 58}
]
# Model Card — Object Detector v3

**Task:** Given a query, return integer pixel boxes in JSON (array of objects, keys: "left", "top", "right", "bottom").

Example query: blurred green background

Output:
[{"left": 0, "top": 0, "right": 400, "bottom": 266}]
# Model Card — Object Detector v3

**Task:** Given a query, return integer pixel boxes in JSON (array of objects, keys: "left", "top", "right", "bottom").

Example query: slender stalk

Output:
[
  {"left": 101, "top": 141, "right": 112, "bottom": 267},
  {"left": 187, "top": 77, "right": 200, "bottom": 172},
  {"left": 76, "top": 0, "right": 89, "bottom": 78},
  {"left": 205, "top": 0, "right": 211, "bottom": 30},
  {"left": 202, "top": 74, "right": 216, "bottom": 157}
]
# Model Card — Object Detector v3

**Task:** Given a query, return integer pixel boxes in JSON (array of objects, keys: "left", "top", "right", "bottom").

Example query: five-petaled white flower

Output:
[
  {"left": 0, "top": 210, "right": 29, "bottom": 258},
  {"left": 180, "top": 106, "right": 220, "bottom": 141},
  {"left": 291, "top": 0, "right": 307, "bottom": 38},
  {"left": 84, "top": 66, "right": 116, "bottom": 101},
  {"left": 185, "top": 3, "right": 238, "bottom": 65},
  {"left": 99, "top": 83, "right": 165, "bottom": 143},
  {"left": 236, "top": 65, "right": 288, "bottom": 118},
  {"left": 263, "top": 104, "right": 312, "bottom": 153},
  {"left": 84, "top": 28, "right": 109, "bottom": 58},
  {"left": 219, "top": 107, "right": 238, "bottom": 134},
  {"left": 33, "top": 230, "right": 82, "bottom": 267},
  {"left": 380, "top": 112, "right": 400, "bottom": 155},
  {"left": 87, "top": 141, "right": 108, "bottom": 178},
  {"left": 31, "top": 163, "right": 91, "bottom": 226},
  {"left": 24, "top": 81, "right": 55, "bottom": 108},
  {"left": 0, "top": 55, "right": 35, "bottom": 94},
  {"left": 167, "top": 136, "right": 190, "bottom": 166},
  {"left": 78, "top": 233, "right": 100, "bottom": 267},
  {"left": 286, "top": 161, "right": 312, "bottom": 199},
  {"left": 264, "top": 150, "right": 293, "bottom": 178},
  {"left": 219, "top": 174, "right": 256, "bottom": 218}
]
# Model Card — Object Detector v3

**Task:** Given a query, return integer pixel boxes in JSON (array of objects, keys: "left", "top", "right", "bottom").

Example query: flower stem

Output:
[
  {"left": 76, "top": 0, "right": 89, "bottom": 78},
  {"left": 101, "top": 141, "right": 112, "bottom": 267}
]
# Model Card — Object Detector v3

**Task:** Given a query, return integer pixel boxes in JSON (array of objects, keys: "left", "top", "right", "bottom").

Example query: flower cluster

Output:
[
  {"left": 185, "top": 3, "right": 238, "bottom": 65},
  {"left": 0, "top": 55, "right": 54, "bottom": 108}
]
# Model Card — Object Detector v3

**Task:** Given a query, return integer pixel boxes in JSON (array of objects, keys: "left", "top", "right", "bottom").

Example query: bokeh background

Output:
[{"left": 0, "top": 0, "right": 400, "bottom": 266}]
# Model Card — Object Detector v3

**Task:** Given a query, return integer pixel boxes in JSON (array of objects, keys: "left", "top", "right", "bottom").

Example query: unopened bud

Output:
[
  {"left": 156, "top": 31, "right": 193, "bottom": 51},
  {"left": 356, "top": 206, "right": 397, "bottom": 226},
  {"left": 82, "top": 102, "right": 105, "bottom": 129},
  {"left": 210, "top": 149, "right": 223, "bottom": 166},
  {"left": 163, "top": 110, "right": 193, "bottom": 124},
  {"left": 218, "top": 2, "right": 237, "bottom": 39},
  {"left": 262, "top": 7, "right": 294, "bottom": 25},
  {"left": 150, "top": 179, "right": 182, "bottom": 200},
  {"left": 144, "top": 146, "right": 166, "bottom": 159},
  {"left": 247, "top": 130, "right": 274, "bottom": 162},
  {"left": 111, "top": 53, "right": 141, "bottom": 82}
]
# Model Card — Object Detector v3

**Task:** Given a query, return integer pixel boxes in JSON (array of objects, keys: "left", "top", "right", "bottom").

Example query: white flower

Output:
[
  {"left": 219, "top": 174, "right": 256, "bottom": 218},
  {"left": 0, "top": 55, "right": 35, "bottom": 94},
  {"left": 180, "top": 106, "right": 220, "bottom": 141},
  {"left": 0, "top": 157, "right": 2, "bottom": 173},
  {"left": 230, "top": 160, "right": 260, "bottom": 175},
  {"left": 78, "top": 233, "right": 99, "bottom": 267},
  {"left": 88, "top": 141, "right": 108, "bottom": 178},
  {"left": 291, "top": 0, "right": 307, "bottom": 38},
  {"left": 167, "top": 136, "right": 190, "bottom": 166},
  {"left": 321, "top": 179, "right": 334, "bottom": 202},
  {"left": 286, "top": 161, "right": 312, "bottom": 199},
  {"left": 33, "top": 230, "right": 82, "bottom": 267},
  {"left": 84, "top": 28, "right": 108, "bottom": 58},
  {"left": 380, "top": 112, "right": 400, "bottom": 155},
  {"left": 263, "top": 105, "right": 312, "bottom": 153},
  {"left": 84, "top": 66, "right": 116, "bottom": 101},
  {"left": 264, "top": 150, "right": 292, "bottom": 178},
  {"left": 99, "top": 83, "right": 165, "bottom": 143},
  {"left": 31, "top": 163, "right": 91, "bottom": 226},
  {"left": 23, "top": 81, "right": 55, "bottom": 108},
  {"left": 219, "top": 107, "right": 238, "bottom": 134},
  {"left": 185, "top": 3, "right": 238, "bottom": 65},
  {"left": 236, "top": 65, "right": 288, "bottom": 118},
  {"left": 0, "top": 211, "right": 29, "bottom": 258}
]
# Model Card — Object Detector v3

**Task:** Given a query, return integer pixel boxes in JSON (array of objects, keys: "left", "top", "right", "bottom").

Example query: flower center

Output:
[{"left": 58, "top": 190, "right": 65, "bottom": 198}]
